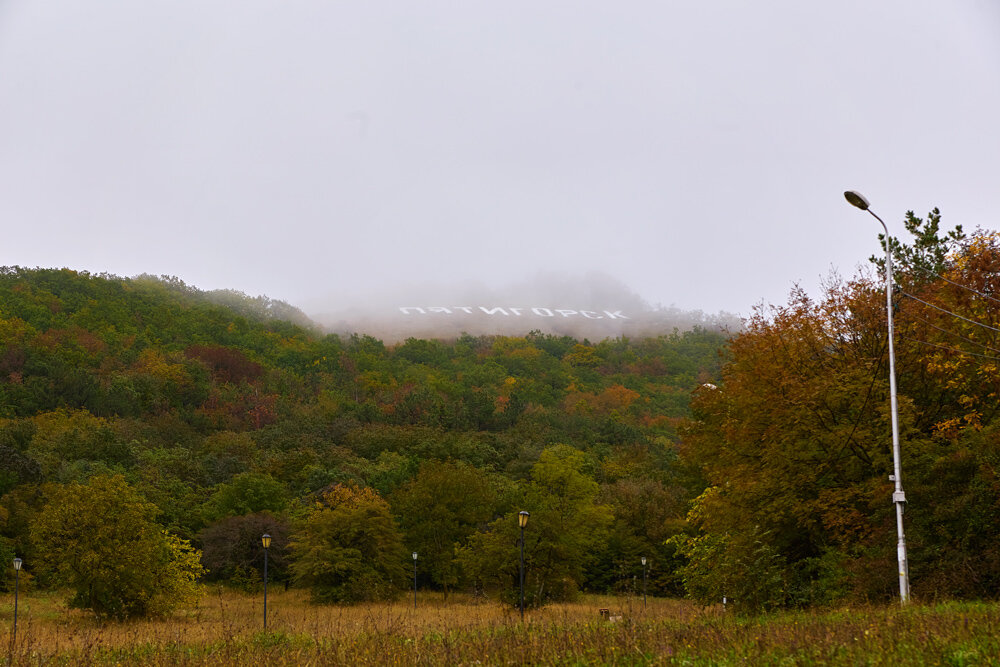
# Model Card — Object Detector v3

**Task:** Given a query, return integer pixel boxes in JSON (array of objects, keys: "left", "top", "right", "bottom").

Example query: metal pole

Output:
[
  {"left": 643, "top": 563, "right": 647, "bottom": 607},
  {"left": 12, "top": 567, "right": 19, "bottom": 644},
  {"left": 263, "top": 546, "right": 269, "bottom": 628},
  {"left": 868, "top": 208, "right": 911, "bottom": 605},
  {"left": 519, "top": 525, "right": 525, "bottom": 621},
  {"left": 413, "top": 558, "right": 417, "bottom": 610}
]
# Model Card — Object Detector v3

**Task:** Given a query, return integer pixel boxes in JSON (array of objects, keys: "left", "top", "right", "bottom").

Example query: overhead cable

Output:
[
  {"left": 913, "top": 265, "right": 1000, "bottom": 307},
  {"left": 906, "top": 313, "right": 1000, "bottom": 356},
  {"left": 901, "top": 292, "right": 1000, "bottom": 335},
  {"left": 902, "top": 336, "right": 1000, "bottom": 362},
  {"left": 836, "top": 339, "right": 884, "bottom": 468}
]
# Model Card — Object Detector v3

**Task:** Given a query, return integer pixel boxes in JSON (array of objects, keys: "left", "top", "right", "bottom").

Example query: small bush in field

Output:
[{"left": 229, "top": 564, "right": 262, "bottom": 592}]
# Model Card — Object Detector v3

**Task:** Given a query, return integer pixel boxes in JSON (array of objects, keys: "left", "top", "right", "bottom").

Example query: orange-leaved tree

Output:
[{"left": 676, "top": 213, "right": 1000, "bottom": 608}]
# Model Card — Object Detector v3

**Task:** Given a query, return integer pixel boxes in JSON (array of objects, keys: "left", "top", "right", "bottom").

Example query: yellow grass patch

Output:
[{"left": 1, "top": 587, "right": 696, "bottom": 664}]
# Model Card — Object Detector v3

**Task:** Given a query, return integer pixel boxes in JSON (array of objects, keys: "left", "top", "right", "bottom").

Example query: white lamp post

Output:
[{"left": 844, "top": 190, "right": 910, "bottom": 604}]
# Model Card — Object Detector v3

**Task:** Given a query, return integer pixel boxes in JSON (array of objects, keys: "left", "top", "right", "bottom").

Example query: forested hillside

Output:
[
  {"left": 0, "top": 267, "right": 727, "bottom": 615},
  {"left": 4, "top": 211, "right": 1000, "bottom": 620}
]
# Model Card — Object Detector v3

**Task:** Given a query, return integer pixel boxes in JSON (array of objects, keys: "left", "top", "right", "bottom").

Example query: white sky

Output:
[{"left": 1, "top": 1, "right": 998, "bottom": 318}]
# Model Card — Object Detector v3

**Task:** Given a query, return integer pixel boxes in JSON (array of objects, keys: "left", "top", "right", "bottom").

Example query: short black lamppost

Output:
[
  {"left": 12, "top": 557, "right": 22, "bottom": 645},
  {"left": 412, "top": 552, "right": 418, "bottom": 610},
  {"left": 641, "top": 556, "right": 647, "bottom": 608},
  {"left": 518, "top": 510, "right": 529, "bottom": 621},
  {"left": 261, "top": 533, "right": 271, "bottom": 629}
]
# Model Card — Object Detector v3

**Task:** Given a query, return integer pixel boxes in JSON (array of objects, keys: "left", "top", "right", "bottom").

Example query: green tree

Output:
[
  {"left": 872, "top": 207, "right": 965, "bottom": 277},
  {"left": 27, "top": 409, "right": 134, "bottom": 479},
  {"left": 289, "top": 484, "right": 407, "bottom": 603},
  {"left": 666, "top": 487, "right": 790, "bottom": 612},
  {"left": 589, "top": 475, "right": 689, "bottom": 596},
  {"left": 461, "top": 445, "right": 612, "bottom": 606},
  {"left": 390, "top": 460, "right": 502, "bottom": 597},
  {"left": 199, "top": 512, "right": 289, "bottom": 590},
  {"left": 0, "top": 419, "right": 40, "bottom": 494},
  {"left": 204, "top": 471, "right": 288, "bottom": 521},
  {"left": 31, "top": 474, "right": 204, "bottom": 619}
]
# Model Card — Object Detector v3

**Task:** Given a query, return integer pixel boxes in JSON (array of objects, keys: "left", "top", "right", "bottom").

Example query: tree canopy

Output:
[
  {"left": 14, "top": 234, "right": 1000, "bottom": 614},
  {"left": 289, "top": 484, "right": 408, "bottom": 603},
  {"left": 31, "top": 474, "right": 204, "bottom": 618},
  {"left": 676, "top": 216, "right": 1000, "bottom": 609}
]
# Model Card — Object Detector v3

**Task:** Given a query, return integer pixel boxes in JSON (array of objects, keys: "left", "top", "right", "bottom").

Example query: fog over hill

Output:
[{"left": 311, "top": 272, "right": 740, "bottom": 342}]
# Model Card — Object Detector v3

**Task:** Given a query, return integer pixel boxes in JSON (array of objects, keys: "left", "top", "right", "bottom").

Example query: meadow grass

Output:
[{"left": 2, "top": 587, "right": 999, "bottom": 665}]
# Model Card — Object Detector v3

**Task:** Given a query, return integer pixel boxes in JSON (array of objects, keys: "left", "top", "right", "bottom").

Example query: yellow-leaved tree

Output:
[
  {"left": 289, "top": 483, "right": 408, "bottom": 603},
  {"left": 31, "top": 474, "right": 204, "bottom": 619}
]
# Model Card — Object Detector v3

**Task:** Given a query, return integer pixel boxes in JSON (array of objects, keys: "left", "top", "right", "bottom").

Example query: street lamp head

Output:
[
  {"left": 261, "top": 533, "right": 271, "bottom": 549},
  {"left": 844, "top": 190, "right": 871, "bottom": 211},
  {"left": 13, "top": 557, "right": 22, "bottom": 571},
  {"left": 412, "top": 552, "right": 418, "bottom": 560},
  {"left": 518, "top": 510, "right": 530, "bottom": 528},
  {"left": 641, "top": 556, "right": 646, "bottom": 566}
]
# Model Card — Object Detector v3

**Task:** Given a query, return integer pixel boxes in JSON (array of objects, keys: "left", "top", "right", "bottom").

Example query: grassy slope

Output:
[{"left": 2, "top": 589, "right": 999, "bottom": 665}]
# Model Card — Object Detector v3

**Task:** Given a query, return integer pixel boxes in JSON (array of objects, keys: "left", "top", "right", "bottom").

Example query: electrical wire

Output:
[
  {"left": 905, "top": 313, "right": 1000, "bottom": 356},
  {"left": 830, "top": 260, "right": 1000, "bottom": 464},
  {"left": 902, "top": 336, "right": 1000, "bottom": 362},
  {"left": 913, "top": 265, "right": 1000, "bottom": 307},
  {"left": 901, "top": 291, "right": 1000, "bottom": 335},
  {"left": 835, "top": 340, "right": 884, "bottom": 467}
]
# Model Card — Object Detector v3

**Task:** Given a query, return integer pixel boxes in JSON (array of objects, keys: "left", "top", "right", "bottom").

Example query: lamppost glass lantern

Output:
[
  {"left": 518, "top": 510, "right": 529, "bottom": 528},
  {"left": 261, "top": 533, "right": 272, "bottom": 549},
  {"left": 13, "top": 557, "right": 22, "bottom": 571}
]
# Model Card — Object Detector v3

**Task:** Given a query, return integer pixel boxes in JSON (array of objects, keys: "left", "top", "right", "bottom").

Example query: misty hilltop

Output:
[{"left": 311, "top": 272, "right": 740, "bottom": 342}]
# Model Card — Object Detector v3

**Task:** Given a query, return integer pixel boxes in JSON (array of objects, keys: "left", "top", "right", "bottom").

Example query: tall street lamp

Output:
[
  {"left": 412, "top": 552, "right": 418, "bottom": 610},
  {"left": 844, "top": 190, "right": 910, "bottom": 605},
  {"left": 518, "top": 511, "right": 529, "bottom": 621},
  {"left": 261, "top": 533, "right": 272, "bottom": 628},
  {"left": 641, "top": 556, "right": 647, "bottom": 608},
  {"left": 12, "top": 558, "right": 22, "bottom": 645}
]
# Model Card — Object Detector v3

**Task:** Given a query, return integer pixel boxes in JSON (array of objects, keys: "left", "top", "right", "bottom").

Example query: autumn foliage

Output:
[
  {"left": 677, "top": 216, "right": 1000, "bottom": 608},
  {"left": 0, "top": 267, "right": 734, "bottom": 614},
  {"left": 5, "top": 217, "right": 1000, "bottom": 619}
]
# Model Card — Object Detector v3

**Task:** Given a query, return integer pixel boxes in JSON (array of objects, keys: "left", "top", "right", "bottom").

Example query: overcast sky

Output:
[{"left": 1, "top": 1, "right": 998, "bottom": 318}]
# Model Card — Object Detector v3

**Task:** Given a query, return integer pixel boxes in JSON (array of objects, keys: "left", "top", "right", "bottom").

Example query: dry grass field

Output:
[
  {"left": 0, "top": 588, "right": 693, "bottom": 665},
  {"left": 2, "top": 587, "right": 1000, "bottom": 665}
]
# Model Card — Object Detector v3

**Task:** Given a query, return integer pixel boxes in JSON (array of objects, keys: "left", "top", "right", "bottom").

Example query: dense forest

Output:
[
  {"left": 677, "top": 213, "right": 1000, "bottom": 610},
  {"left": 0, "top": 266, "right": 726, "bottom": 616},
  {"left": 4, "top": 211, "right": 1000, "bottom": 619}
]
